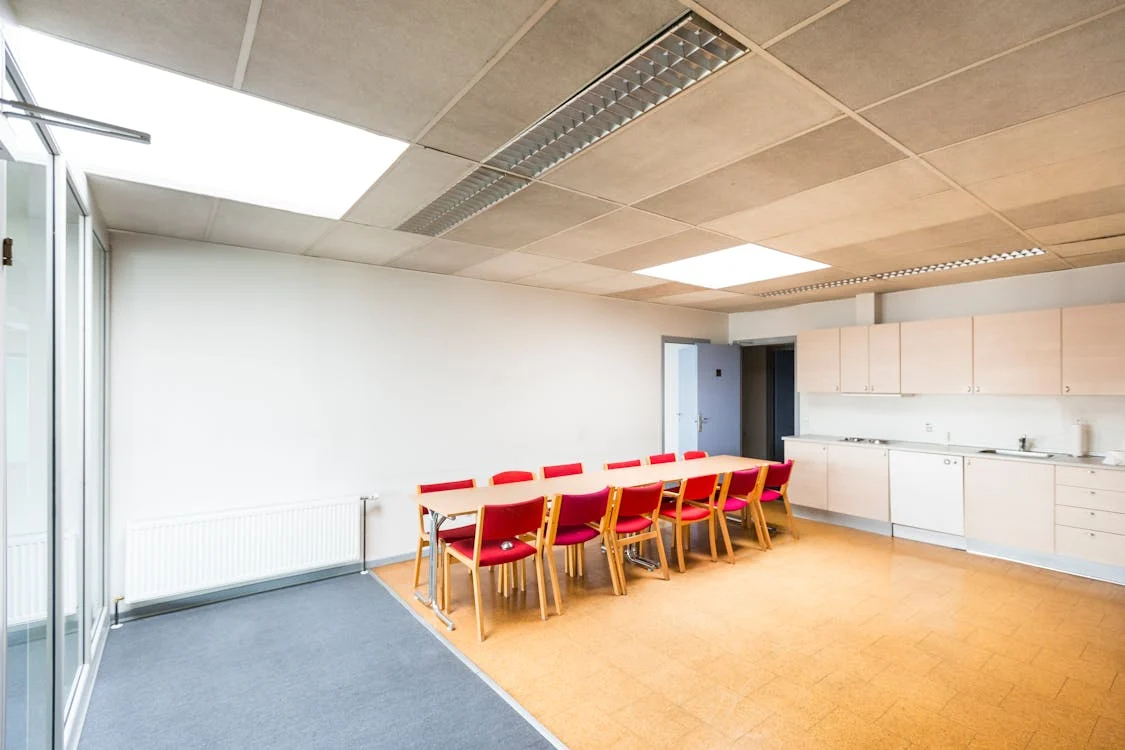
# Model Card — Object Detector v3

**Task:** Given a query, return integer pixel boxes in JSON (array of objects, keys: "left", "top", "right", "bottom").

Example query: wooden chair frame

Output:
[
  {"left": 542, "top": 490, "right": 615, "bottom": 613},
  {"left": 712, "top": 469, "right": 770, "bottom": 562},
  {"left": 661, "top": 476, "right": 718, "bottom": 573},
  {"left": 604, "top": 485, "right": 669, "bottom": 594},
  {"left": 413, "top": 480, "right": 476, "bottom": 589},
  {"left": 763, "top": 461, "right": 800, "bottom": 542}
]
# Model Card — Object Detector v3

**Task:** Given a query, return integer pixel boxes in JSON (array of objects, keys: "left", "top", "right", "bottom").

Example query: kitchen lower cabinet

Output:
[
  {"left": 784, "top": 440, "right": 828, "bottom": 510},
  {"left": 964, "top": 456, "right": 1054, "bottom": 553},
  {"left": 827, "top": 443, "right": 889, "bottom": 521},
  {"left": 889, "top": 450, "right": 964, "bottom": 535}
]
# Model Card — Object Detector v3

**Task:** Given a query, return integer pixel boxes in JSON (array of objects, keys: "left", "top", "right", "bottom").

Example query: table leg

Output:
[{"left": 413, "top": 510, "right": 455, "bottom": 630}]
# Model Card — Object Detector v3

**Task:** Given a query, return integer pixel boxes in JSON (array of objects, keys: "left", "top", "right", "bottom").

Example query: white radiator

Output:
[
  {"left": 125, "top": 497, "right": 361, "bottom": 603},
  {"left": 7, "top": 531, "right": 78, "bottom": 626}
]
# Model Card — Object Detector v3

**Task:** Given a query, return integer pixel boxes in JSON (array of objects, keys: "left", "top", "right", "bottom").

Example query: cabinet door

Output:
[
  {"left": 901, "top": 317, "right": 972, "bottom": 394},
  {"left": 784, "top": 440, "right": 828, "bottom": 510},
  {"left": 1062, "top": 303, "right": 1125, "bottom": 395},
  {"left": 973, "top": 309, "right": 1061, "bottom": 395},
  {"left": 796, "top": 329, "right": 840, "bottom": 393},
  {"left": 827, "top": 444, "right": 889, "bottom": 521},
  {"left": 839, "top": 326, "right": 869, "bottom": 393},
  {"left": 868, "top": 323, "right": 901, "bottom": 394},
  {"left": 964, "top": 457, "right": 1054, "bottom": 553},
  {"left": 889, "top": 451, "right": 964, "bottom": 534}
]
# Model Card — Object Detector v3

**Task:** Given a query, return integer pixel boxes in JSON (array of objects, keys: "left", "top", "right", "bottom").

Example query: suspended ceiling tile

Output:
[
  {"left": 839, "top": 232, "right": 1034, "bottom": 276},
  {"left": 587, "top": 228, "right": 735, "bottom": 271},
  {"left": 923, "top": 93, "right": 1125, "bottom": 185},
  {"left": 541, "top": 56, "right": 843, "bottom": 204},
  {"left": 1028, "top": 212, "right": 1125, "bottom": 245},
  {"left": 420, "top": 0, "right": 684, "bottom": 160},
  {"left": 388, "top": 238, "right": 506, "bottom": 274},
  {"left": 520, "top": 208, "right": 684, "bottom": 261},
  {"left": 207, "top": 200, "right": 333, "bottom": 254},
  {"left": 723, "top": 267, "right": 859, "bottom": 296},
  {"left": 1048, "top": 234, "right": 1125, "bottom": 258},
  {"left": 306, "top": 222, "right": 429, "bottom": 265},
  {"left": 441, "top": 182, "right": 617, "bottom": 250},
  {"left": 1002, "top": 185, "right": 1125, "bottom": 231},
  {"left": 1062, "top": 248, "right": 1125, "bottom": 268},
  {"left": 697, "top": 0, "right": 839, "bottom": 44},
  {"left": 87, "top": 175, "right": 213, "bottom": 240},
  {"left": 691, "top": 295, "right": 777, "bottom": 312},
  {"left": 634, "top": 119, "right": 905, "bottom": 224},
  {"left": 242, "top": 0, "right": 543, "bottom": 140},
  {"left": 344, "top": 147, "right": 477, "bottom": 228},
  {"left": 454, "top": 252, "right": 569, "bottom": 282},
  {"left": 607, "top": 281, "right": 705, "bottom": 300},
  {"left": 514, "top": 262, "right": 621, "bottom": 290},
  {"left": 963, "top": 146, "right": 1125, "bottom": 212},
  {"left": 704, "top": 160, "right": 949, "bottom": 242},
  {"left": 10, "top": 0, "right": 249, "bottom": 84},
  {"left": 863, "top": 11, "right": 1125, "bottom": 153},
  {"left": 807, "top": 215, "right": 1018, "bottom": 265},
  {"left": 771, "top": 0, "right": 1118, "bottom": 111},
  {"left": 763, "top": 189, "right": 988, "bottom": 257},
  {"left": 566, "top": 271, "right": 666, "bottom": 295},
  {"left": 649, "top": 289, "right": 746, "bottom": 306}
]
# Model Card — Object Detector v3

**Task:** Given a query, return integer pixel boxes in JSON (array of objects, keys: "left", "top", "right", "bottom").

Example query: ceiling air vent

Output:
[{"left": 398, "top": 13, "right": 747, "bottom": 236}]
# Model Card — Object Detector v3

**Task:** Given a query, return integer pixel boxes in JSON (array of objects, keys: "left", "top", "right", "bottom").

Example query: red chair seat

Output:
[
  {"left": 438, "top": 525, "right": 477, "bottom": 542},
  {"left": 761, "top": 489, "right": 782, "bottom": 502},
  {"left": 554, "top": 525, "right": 600, "bottom": 546},
  {"left": 615, "top": 515, "right": 653, "bottom": 534},
  {"left": 720, "top": 497, "right": 749, "bottom": 512},
  {"left": 660, "top": 503, "right": 711, "bottom": 521},
  {"left": 450, "top": 538, "right": 535, "bottom": 566}
]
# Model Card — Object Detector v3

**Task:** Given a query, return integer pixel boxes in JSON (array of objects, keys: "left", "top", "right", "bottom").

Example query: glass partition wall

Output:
[{"left": 2, "top": 63, "right": 109, "bottom": 749}]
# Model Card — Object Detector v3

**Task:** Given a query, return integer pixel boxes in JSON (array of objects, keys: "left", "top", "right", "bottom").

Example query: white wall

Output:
[{"left": 107, "top": 233, "right": 726, "bottom": 597}]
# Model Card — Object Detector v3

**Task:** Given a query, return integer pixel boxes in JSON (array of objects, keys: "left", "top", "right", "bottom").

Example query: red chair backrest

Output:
[
  {"left": 481, "top": 498, "right": 545, "bottom": 541},
  {"left": 681, "top": 474, "right": 718, "bottom": 502},
  {"left": 543, "top": 462, "right": 583, "bottom": 478},
  {"left": 418, "top": 479, "right": 476, "bottom": 513},
  {"left": 648, "top": 453, "right": 675, "bottom": 464},
  {"left": 606, "top": 459, "right": 642, "bottom": 469},
  {"left": 492, "top": 470, "right": 534, "bottom": 485},
  {"left": 764, "top": 460, "right": 794, "bottom": 488},
  {"left": 683, "top": 451, "right": 707, "bottom": 459},
  {"left": 727, "top": 467, "right": 761, "bottom": 496},
  {"left": 616, "top": 482, "right": 664, "bottom": 516},
  {"left": 556, "top": 488, "right": 610, "bottom": 526}
]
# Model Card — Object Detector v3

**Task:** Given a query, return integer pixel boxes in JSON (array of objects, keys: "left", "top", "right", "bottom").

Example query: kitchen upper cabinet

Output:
[
  {"left": 973, "top": 309, "right": 1061, "bottom": 395},
  {"left": 784, "top": 440, "right": 828, "bottom": 510},
  {"left": 1062, "top": 302, "right": 1125, "bottom": 395},
  {"left": 827, "top": 443, "right": 889, "bottom": 521},
  {"left": 964, "top": 457, "right": 1054, "bottom": 554},
  {"left": 796, "top": 328, "right": 840, "bottom": 393},
  {"left": 840, "top": 324, "right": 900, "bottom": 393},
  {"left": 901, "top": 317, "right": 973, "bottom": 394}
]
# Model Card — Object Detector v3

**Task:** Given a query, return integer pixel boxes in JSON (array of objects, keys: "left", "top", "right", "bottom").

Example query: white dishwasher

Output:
[{"left": 889, "top": 450, "right": 965, "bottom": 547}]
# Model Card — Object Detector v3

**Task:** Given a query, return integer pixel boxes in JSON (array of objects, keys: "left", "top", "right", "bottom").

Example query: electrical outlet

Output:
[{"left": 924, "top": 423, "right": 933, "bottom": 433}]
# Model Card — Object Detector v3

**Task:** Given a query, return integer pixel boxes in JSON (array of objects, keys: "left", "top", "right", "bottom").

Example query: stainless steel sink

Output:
[{"left": 977, "top": 448, "right": 1054, "bottom": 458}]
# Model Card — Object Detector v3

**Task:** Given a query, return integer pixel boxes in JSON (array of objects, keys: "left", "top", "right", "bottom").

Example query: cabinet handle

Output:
[
  {"left": 1065, "top": 385, "right": 1070, "bottom": 393},
  {"left": 1089, "top": 470, "right": 1096, "bottom": 475},
  {"left": 1089, "top": 511, "right": 1096, "bottom": 517},
  {"left": 952, "top": 460, "right": 959, "bottom": 465},
  {"left": 966, "top": 386, "right": 971, "bottom": 392},
  {"left": 1088, "top": 532, "right": 1096, "bottom": 538},
  {"left": 1089, "top": 490, "right": 1096, "bottom": 495},
  {"left": 974, "top": 385, "right": 980, "bottom": 392}
]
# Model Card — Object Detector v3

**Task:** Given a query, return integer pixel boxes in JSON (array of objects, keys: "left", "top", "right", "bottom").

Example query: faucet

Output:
[{"left": 1018, "top": 434, "right": 1028, "bottom": 452}]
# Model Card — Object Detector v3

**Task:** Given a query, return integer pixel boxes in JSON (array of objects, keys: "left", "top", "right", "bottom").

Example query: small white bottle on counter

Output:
[{"left": 1071, "top": 420, "right": 1089, "bottom": 458}]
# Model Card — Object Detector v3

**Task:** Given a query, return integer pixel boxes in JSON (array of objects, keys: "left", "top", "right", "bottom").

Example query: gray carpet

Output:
[{"left": 79, "top": 574, "right": 553, "bottom": 749}]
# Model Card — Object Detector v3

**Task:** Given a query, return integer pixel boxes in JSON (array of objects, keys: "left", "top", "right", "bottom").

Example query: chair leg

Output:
[
  {"left": 604, "top": 534, "right": 621, "bottom": 596},
  {"left": 577, "top": 542, "right": 584, "bottom": 577},
  {"left": 534, "top": 552, "right": 548, "bottom": 621},
  {"left": 674, "top": 524, "right": 685, "bottom": 573},
  {"left": 654, "top": 530, "right": 670, "bottom": 581},
  {"left": 753, "top": 500, "right": 771, "bottom": 550},
  {"left": 442, "top": 549, "right": 452, "bottom": 612},
  {"left": 471, "top": 567, "right": 485, "bottom": 642},
  {"left": 718, "top": 512, "right": 735, "bottom": 564},
  {"left": 412, "top": 538, "right": 425, "bottom": 588},
  {"left": 518, "top": 559, "right": 526, "bottom": 592},
  {"left": 707, "top": 516, "right": 717, "bottom": 562},
  {"left": 783, "top": 491, "right": 800, "bottom": 540},
  {"left": 613, "top": 539, "right": 629, "bottom": 595},
  {"left": 546, "top": 547, "right": 562, "bottom": 616}
]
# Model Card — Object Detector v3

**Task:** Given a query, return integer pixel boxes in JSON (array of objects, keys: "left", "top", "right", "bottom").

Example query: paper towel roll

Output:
[{"left": 1071, "top": 421, "right": 1089, "bottom": 458}]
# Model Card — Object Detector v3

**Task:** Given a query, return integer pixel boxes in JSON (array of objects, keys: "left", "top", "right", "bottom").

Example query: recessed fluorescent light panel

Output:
[
  {"left": 7, "top": 28, "right": 408, "bottom": 218},
  {"left": 636, "top": 244, "right": 829, "bottom": 289}
]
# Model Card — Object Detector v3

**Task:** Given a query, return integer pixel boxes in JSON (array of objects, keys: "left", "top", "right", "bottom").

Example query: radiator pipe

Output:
[
  {"left": 359, "top": 496, "right": 371, "bottom": 575},
  {"left": 111, "top": 596, "right": 124, "bottom": 629}
]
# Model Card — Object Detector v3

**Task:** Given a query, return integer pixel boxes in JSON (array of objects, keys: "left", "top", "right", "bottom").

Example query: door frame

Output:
[{"left": 659, "top": 336, "right": 711, "bottom": 455}]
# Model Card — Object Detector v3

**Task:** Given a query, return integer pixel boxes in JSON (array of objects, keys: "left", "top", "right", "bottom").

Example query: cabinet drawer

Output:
[
  {"left": 1055, "top": 484, "right": 1125, "bottom": 513},
  {"left": 1056, "top": 466, "right": 1125, "bottom": 492},
  {"left": 1055, "top": 525, "right": 1125, "bottom": 568},
  {"left": 1056, "top": 505, "right": 1125, "bottom": 535}
]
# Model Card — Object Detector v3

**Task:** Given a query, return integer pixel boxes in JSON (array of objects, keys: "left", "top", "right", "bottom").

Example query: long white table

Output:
[{"left": 409, "top": 455, "right": 773, "bottom": 629}]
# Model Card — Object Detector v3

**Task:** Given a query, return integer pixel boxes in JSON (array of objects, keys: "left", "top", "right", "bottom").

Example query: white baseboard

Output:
[
  {"left": 793, "top": 506, "right": 892, "bottom": 536},
  {"left": 892, "top": 524, "right": 967, "bottom": 550}
]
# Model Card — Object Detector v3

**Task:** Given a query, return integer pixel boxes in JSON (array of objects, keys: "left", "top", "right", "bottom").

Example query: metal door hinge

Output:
[{"left": 2, "top": 237, "right": 12, "bottom": 266}]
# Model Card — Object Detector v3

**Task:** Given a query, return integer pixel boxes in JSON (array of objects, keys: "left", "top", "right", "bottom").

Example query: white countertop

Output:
[{"left": 783, "top": 434, "right": 1125, "bottom": 471}]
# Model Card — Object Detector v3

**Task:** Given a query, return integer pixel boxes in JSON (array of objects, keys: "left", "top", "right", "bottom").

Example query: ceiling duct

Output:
[{"left": 398, "top": 13, "right": 748, "bottom": 236}]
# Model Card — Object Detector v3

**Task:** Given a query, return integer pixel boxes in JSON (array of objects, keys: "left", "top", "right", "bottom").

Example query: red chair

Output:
[
  {"left": 542, "top": 462, "right": 583, "bottom": 478},
  {"left": 683, "top": 450, "right": 708, "bottom": 459},
  {"left": 605, "top": 482, "right": 668, "bottom": 594},
  {"left": 442, "top": 497, "right": 549, "bottom": 641},
  {"left": 605, "top": 459, "right": 641, "bottom": 469},
  {"left": 659, "top": 474, "right": 718, "bottom": 573},
  {"left": 544, "top": 487, "right": 613, "bottom": 611},
  {"left": 647, "top": 453, "right": 676, "bottom": 465},
  {"left": 714, "top": 467, "right": 769, "bottom": 562},
  {"left": 490, "top": 470, "right": 534, "bottom": 485},
  {"left": 761, "top": 460, "right": 799, "bottom": 541},
  {"left": 413, "top": 480, "right": 477, "bottom": 589}
]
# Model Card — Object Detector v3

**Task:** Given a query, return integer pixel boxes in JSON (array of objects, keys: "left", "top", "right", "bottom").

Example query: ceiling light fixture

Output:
[
  {"left": 757, "top": 247, "right": 1047, "bottom": 298},
  {"left": 7, "top": 28, "right": 408, "bottom": 219},
  {"left": 399, "top": 13, "right": 747, "bottom": 236},
  {"left": 636, "top": 243, "right": 829, "bottom": 289}
]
